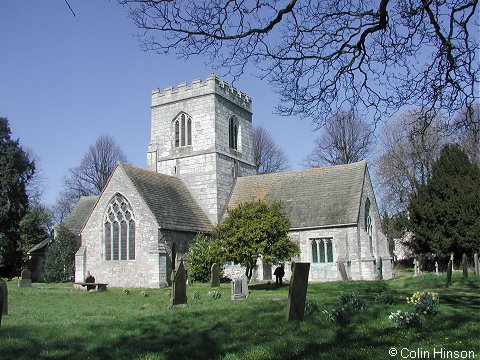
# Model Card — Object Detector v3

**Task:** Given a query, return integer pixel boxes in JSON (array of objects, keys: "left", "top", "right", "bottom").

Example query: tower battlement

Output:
[{"left": 151, "top": 74, "right": 252, "bottom": 112}]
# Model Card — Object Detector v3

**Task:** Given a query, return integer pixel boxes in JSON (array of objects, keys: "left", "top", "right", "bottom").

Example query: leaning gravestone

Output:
[
  {"left": 474, "top": 253, "right": 479, "bottom": 277},
  {"left": 240, "top": 274, "right": 249, "bottom": 298},
  {"left": 462, "top": 253, "right": 468, "bottom": 279},
  {"left": 446, "top": 259, "right": 453, "bottom": 288},
  {"left": 337, "top": 262, "right": 349, "bottom": 282},
  {"left": 18, "top": 269, "right": 32, "bottom": 288},
  {"left": 286, "top": 262, "right": 310, "bottom": 322},
  {"left": 0, "top": 278, "right": 7, "bottom": 316},
  {"left": 171, "top": 260, "right": 187, "bottom": 307},
  {"left": 211, "top": 263, "right": 220, "bottom": 287}
]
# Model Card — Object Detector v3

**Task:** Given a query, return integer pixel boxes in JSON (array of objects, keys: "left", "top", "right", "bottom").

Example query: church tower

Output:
[{"left": 147, "top": 74, "right": 256, "bottom": 225}]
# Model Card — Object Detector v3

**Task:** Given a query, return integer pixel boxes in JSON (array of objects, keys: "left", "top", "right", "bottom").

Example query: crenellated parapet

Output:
[{"left": 151, "top": 74, "right": 252, "bottom": 112}]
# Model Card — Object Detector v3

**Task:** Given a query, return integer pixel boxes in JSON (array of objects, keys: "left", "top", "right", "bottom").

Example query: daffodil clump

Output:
[
  {"left": 389, "top": 310, "right": 420, "bottom": 329},
  {"left": 406, "top": 291, "right": 439, "bottom": 316}
]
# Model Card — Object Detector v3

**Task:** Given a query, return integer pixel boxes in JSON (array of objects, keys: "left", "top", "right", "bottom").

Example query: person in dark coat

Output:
[
  {"left": 273, "top": 265, "right": 285, "bottom": 287},
  {"left": 85, "top": 272, "right": 96, "bottom": 291}
]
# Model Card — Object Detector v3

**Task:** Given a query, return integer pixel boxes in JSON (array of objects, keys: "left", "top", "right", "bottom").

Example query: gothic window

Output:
[
  {"left": 174, "top": 113, "right": 192, "bottom": 147},
  {"left": 365, "top": 198, "right": 373, "bottom": 252},
  {"left": 229, "top": 116, "right": 239, "bottom": 150},
  {"left": 104, "top": 194, "right": 136, "bottom": 261},
  {"left": 311, "top": 238, "right": 334, "bottom": 263}
]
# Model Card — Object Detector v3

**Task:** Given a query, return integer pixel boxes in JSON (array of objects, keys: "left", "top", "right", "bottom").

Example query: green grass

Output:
[{"left": 1, "top": 271, "right": 479, "bottom": 360}]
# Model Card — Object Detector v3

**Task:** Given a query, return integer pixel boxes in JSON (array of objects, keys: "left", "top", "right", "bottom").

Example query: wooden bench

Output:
[{"left": 73, "top": 282, "right": 108, "bottom": 291}]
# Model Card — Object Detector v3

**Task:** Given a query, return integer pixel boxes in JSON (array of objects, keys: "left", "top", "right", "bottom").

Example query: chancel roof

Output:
[
  {"left": 228, "top": 161, "right": 367, "bottom": 228},
  {"left": 120, "top": 164, "right": 213, "bottom": 233},
  {"left": 63, "top": 195, "right": 99, "bottom": 234}
]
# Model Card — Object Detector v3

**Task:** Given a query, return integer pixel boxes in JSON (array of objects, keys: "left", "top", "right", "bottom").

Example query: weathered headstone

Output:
[
  {"left": 435, "top": 261, "right": 439, "bottom": 276},
  {"left": 474, "top": 253, "right": 479, "bottom": 277},
  {"left": 231, "top": 278, "right": 244, "bottom": 300},
  {"left": 462, "top": 253, "right": 468, "bottom": 279},
  {"left": 337, "top": 261, "right": 349, "bottom": 282},
  {"left": 240, "top": 274, "right": 249, "bottom": 298},
  {"left": 171, "top": 260, "right": 187, "bottom": 307},
  {"left": 413, "top": 259, "right": 418, "bottom": 277},
  {"left": 211, "top": 263, "right": 220, "bottom": 287},
  {"left": 18, "top": 269, "right": 32, "bottom": 288},
  {"left": 286, "top": 262, "right": 310, "bottom": 322},
  {"left": 0, "top": 279, "right": 7, "bottom": 316},
  {"left": 446, "top": 259, "right": 453, "bottom": 288}
]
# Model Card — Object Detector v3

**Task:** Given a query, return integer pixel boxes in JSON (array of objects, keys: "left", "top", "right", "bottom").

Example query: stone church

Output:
[{"left": 72, "top": 74, "right": 393, "bottom": 288}]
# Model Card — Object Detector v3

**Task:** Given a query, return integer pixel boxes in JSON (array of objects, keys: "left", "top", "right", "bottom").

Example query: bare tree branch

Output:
[{"left": 253, "top": 125, "right": 289, "bottom": 174}]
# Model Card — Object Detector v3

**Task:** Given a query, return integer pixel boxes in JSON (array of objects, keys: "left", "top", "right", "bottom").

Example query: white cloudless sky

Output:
[{"left": 0, "top": 1, "right": 320, "bottom": 206}]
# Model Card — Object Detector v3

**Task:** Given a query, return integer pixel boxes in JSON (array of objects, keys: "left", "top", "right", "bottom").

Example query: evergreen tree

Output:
[
  {"left": 43, "top": 225, "right": 80, "bottom": 282},
  {"left": 407, "top": 144, "right": 480, "bottom": 263},
  {"left": 0, "top": 117, "right": 35, "bottom": 277},
  {"left": 214, "top": 200, "right": 299, "bottom": 280},
  {"left": 187, "top": 233, "right": 224, "bottom": 283},
  {"left": 19, "top": 204, "right": 53, "bottom": 262}
]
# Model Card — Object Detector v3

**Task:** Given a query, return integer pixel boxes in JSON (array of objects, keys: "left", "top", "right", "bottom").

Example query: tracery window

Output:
[
  {"left": 174, "top": 113, "right": 192, "bottom": 147},
  {"left": 311, "top": 238, "right": 334, "bottom": 263},
  {"left": 229, "top": 116, "right": 239, "bottom": 150},
  {"left": 104, "top": 193, "right": 135, "bottom": 261},
  {"left": 365, "top": 198, "right": 373, "bottom": 252}
]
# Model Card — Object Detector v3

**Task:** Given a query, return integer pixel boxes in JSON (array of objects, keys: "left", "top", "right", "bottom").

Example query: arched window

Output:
[
  {"left": 174, "top": 113, "right": 192, "bottom": 147},
  {"left": 104, "top": 194, "right": 135, "bottom": 261},
  {"left": 365, "top": 198, "right": 373, "bottom": 252},
  {"left": 229, "top": 116, "right": 239, "bottom": 150}
]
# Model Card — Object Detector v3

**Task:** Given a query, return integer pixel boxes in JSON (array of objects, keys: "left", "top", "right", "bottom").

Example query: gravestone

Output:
[
  {"left": 462, "top": 253, "right": 468, "bottom": 279},
  {"left": 474, "top": 253, "right": 479, "bottom": 277},
  {"left": 18, "top": 269, "right": 32, "bottom": 288},
  {"left": 337, "top": 261, "right": 349, "bottom": 282},
  {"left": 435, "top": 261, "right": 439, "bottom": 276},
  {"left": 413, "top": 259, "right": 418, "bottom": 277},
  {"left": 286, "top": 262, "right": 310, "bottom": 322},
  {"left": 231, "top": 278, "right": 244, "bottom": 300},
  {"left": 0, "top": 279, "right": 7, "bottom": 316},
  {"left": 240, "top": 274, "right": 249, "bottom": 298},
  {"left": 211, "top": 263, "right": 220, "bottom": 287},
  {"left": 171, "top": 260, "right": 187, "bottom": 307},
  {"left": 445, "top": 259, "right": 453, "bottom": 288}
]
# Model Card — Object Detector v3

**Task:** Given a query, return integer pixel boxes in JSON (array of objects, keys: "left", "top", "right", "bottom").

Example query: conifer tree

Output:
[{"left": 407, "top": 144, "right": 480, "bottom": 263}]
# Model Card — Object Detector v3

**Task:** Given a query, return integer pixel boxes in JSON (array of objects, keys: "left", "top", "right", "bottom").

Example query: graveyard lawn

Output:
[{"left": 0, "top": 272, "right": 479, "bottom": 360}]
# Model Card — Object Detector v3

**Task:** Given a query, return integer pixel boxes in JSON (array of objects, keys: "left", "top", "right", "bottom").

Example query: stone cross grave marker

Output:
[
  {"left": 286, "top": 262, "right": 310, "bottom": 322},
  {"left": 413, "top": 259, "right": 418, "bottom": 277},
  {"left": 18, "top": 269, "right": 32, "bottom": 288},
  {"left": 0, "top": 279, "right": 7, "bottom": 316},
  {"left": 435, "top": 261, "right": 439, "bottom": 276},
  {"left": 231, "top": 278, "right": 244, "bottom": 300},
  {"left": 337, "top": 261, "right": 349, "bottom": 282},
  {"left": 474, "top": 253, "right": 479, "bottom": 277},
  {"left": 462, "top": 253, "right": 468, "bottom": 279},
  {"left": 171, "top": 260, "right": 187, "bottom": 307},
  {"left": 240, "top": 274, "right": 249, "bottom": 298},
  {"left": 211, "top": 263, "right": 220, "bottom": 287}
]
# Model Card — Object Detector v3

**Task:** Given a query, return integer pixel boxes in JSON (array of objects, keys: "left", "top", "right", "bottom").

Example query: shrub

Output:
[
  {"left": 389, "top": 310, "right": 420, "bottom": 329},
  {"left": 340, "top": 291, "right": 366, "bottom": 310},
  {"left": 407, "top": 291, "right": 439, "bottom": 316},
  {"left": 139, "top": 290, "right": 149, "bottom": 297},
  {"left": 187, "top": 233, "right": 224, "bottom": 283},
  {"left": 323, "top": 306, "right": 352, "bottom": 325},
  {"left": 375, "top": 291, "right": 396, "bottom": 304}
]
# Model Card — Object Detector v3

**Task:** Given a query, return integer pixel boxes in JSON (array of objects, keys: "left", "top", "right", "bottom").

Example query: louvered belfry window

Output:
[
  {"left": 104, "top": 194, "right": 135, "bottom": 261},
  {"left": 174, "top": 113, "right": 192, "bottom": 147}
]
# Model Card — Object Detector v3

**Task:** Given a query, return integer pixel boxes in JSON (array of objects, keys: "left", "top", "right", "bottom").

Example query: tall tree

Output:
[
  {"left": 19, "top": 204, "right": 53, "bottom": 262},
  {"left": 43, "top": 225, "right": 80, "bottom": 282},
  {"left": 119, "top": 0, "right": 478, "bottom": 127},
  {"left": 375, "top": 110, "right": 448, "bottom": 214},
  {"left": 303, "top": 109, "right": 372, "bottom": 167},
  {"left": 407, "top": 144, "right": 480, "bottom": 262},
  {"left": 58, "top": 134, "right": 128, "bottom": 219},
  {"left": 214, "top": 200, "right": 299, "bottom": 280},
  {"left": 0, "top": 117, "right": 35, "bottom": 277},
  {"left": 253, "top": 125, "right": 289, "bottom": 174}
]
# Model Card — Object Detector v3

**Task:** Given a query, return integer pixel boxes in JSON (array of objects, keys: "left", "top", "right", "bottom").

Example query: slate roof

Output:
[
  {"left": 120, "top": 164, "right": 213, "bottom": 233},
  {"left": 228, "top": 161, "right": 367, "bottom": 228},
  {"left": 63, "top": 196, "right": 99, "bottom": 234}
]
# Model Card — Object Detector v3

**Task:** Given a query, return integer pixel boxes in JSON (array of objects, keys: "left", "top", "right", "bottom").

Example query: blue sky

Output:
[{"left": 0, "top": 1, "right": 318, "bottom": 206}]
